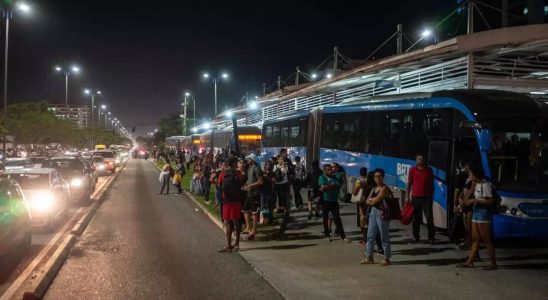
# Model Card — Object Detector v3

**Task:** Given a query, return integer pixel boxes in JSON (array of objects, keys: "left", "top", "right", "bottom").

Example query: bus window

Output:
[
  {"left": 272, "top": 125, "right": 280, "bottom": 145},
  {"left": 424, "top": 109, "right": 451, "bottom": 138},
  {"left": 366, "top": 111, "right": 385, "bottom": 155},
  {"left": 399, "top": 113, "right": 415, "bottom": 159},
  {"left": 281, "top": 124, "right": 289, "bottom": 140}
]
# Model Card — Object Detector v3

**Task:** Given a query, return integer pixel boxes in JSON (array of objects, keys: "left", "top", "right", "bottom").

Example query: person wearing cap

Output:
[{"left": 242, "top": 153, "right": 263, "bottom": 240}]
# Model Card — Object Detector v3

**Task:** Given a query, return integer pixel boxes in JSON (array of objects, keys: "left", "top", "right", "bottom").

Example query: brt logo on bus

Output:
[{"left": 397, "top": 163, "right": 412, "bottom": 184}]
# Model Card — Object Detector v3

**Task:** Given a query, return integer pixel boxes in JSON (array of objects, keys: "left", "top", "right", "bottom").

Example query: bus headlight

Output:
[{"left": 29, "top": 191, "right": 54, "bottom": 212}]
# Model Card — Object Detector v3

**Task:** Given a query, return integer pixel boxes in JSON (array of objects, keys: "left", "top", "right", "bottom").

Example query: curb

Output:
[{"left": 21, "top": 235, "right": 76, "bottom": 300}]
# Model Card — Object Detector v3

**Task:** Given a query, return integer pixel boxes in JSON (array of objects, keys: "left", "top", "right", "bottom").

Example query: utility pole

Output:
[
  {"left": 333, "top": 46, "right": 339, "bottom": 75},
  {"left": 183, "top": 94, "right": 188, "bottom": 135},
  {"left": 277, "top": 75, "right": 281, "bottom": 90},
  {"left": 262, "top": 83, "right": 266, "bottom": 96},
  {"left": 295, "top": 66, "right": 300, "bottom": 85},
  {"left": 396, "top": 24, "right": 403, "bottom": 54},
  {"left": 467, "top": 0, "right": 474, "bottom": 34}
]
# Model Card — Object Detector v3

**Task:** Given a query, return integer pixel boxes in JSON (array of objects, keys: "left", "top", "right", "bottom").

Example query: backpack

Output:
[{"left": 222, "top": 170, "right": 243, "bottom": 203}]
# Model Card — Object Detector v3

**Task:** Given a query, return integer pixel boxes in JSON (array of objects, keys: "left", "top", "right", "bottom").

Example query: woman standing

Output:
[
  {"left": 190, "top": 163, "right": 204, "bottom": 196},
  {"left": 261, "top": 160, "right": 277, "bottom": 223},
  {"left": 305, "top": 159, "right": 322, "bottom": 220},
  {"left": 361, "top": 169, "right": 392, "bottom": 266},
  {"left": 457, "top": 166, "right": 497, "bottom": 270},
  {"left": 174, "top": 158, "right": 186, "bottom": 194},
  {"left": 353, "top": 168, "right": 382, "bottom": 252},
  {"left": 158, "top": 164, "right": 172, "bottom": 195},
  {"left": 273, "top": 156, "right": 289, "bottom": 213}
]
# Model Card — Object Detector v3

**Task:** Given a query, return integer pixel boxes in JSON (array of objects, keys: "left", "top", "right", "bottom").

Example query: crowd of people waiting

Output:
[{"left": 157, "top": 148, "right": 497, "bottom": 270}]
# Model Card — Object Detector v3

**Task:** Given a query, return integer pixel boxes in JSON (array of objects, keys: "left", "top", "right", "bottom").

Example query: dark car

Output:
[
  {"left": 42, "top": 157, "right": 93, "bottom": 202},
  {"left": 0, "top": 178, "right": 32, "bottom": 260}
]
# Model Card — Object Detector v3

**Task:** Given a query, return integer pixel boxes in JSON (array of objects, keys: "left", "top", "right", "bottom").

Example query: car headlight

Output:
[
  {"left": 71, "top": 178, "right": 83, "bottom": 187},
  {"left": 29, "top": 191, "right": 54, "bottom": 212}
]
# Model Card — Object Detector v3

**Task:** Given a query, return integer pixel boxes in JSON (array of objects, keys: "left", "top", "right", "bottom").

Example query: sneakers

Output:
[
  {"left": 325, "top": 237, "right": 332, "bottom": 242},
  {"left": 342, "top": 238, "right": 351, "bottom": 243}
]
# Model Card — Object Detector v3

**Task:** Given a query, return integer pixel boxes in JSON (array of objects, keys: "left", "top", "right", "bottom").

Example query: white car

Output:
[
  {"left": 5, "top": 158, "right": 31, "bottom": 170},
  {"left": 2, "top": 168, "right": 69, "bottom": 231}
]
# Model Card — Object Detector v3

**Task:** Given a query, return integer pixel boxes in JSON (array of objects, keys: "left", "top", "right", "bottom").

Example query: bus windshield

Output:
[{"left": 487, "top": 118, "right": 548, "bottom": 193}]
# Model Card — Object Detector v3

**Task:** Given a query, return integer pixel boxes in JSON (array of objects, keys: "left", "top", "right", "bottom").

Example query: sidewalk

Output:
[{"left": 236, "top": 201, "right": 548, "bottom": 300}]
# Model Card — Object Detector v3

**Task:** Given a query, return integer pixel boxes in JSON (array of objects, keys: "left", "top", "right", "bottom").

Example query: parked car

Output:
[
  {"left": 29, "top": 156, "right": 46, "bottom": 168},
  {"left": 42, "top": 157, "right": 93, "bottom": 202},
  {"left": 5, "top": 158, "right": 31, "bottom": 170},
  {"left": 0, "top": 178, "right": 32, "bottom": 260},
  {"left": 2, "top": 168, "right": 69, "bottom": 232},
  {"left": 93, "top": 150, "right": 116, "bottom": 174}
]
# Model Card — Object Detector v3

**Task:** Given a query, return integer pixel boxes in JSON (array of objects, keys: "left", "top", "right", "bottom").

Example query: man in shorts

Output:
[
  {"left": 242, "top": 153, "right": 263, "bottom": 240},
  {"left": 218, "top": 157, "right": 245, "bottom": 252}
]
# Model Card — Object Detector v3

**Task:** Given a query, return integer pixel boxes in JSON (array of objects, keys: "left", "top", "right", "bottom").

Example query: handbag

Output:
[
  {"left": 350, "top": 180, "right": 362, "bottom": 203},
  {"left": 381, "top": 189, "right": 401, "bottom": 221},
  {"left": 172, "top": 174, "right": 181, "bottom": 184},
  {"left": 399, "top": 202, "right": 414, "bottom": 225}
]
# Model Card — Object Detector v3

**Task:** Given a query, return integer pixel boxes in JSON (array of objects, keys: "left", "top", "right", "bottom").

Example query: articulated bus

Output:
[
  {"left": 260, "top": 90, "right": 548, "bottom": 238},
  {"left": 169, "top": 126, "right": 261, "bottom": 156}
]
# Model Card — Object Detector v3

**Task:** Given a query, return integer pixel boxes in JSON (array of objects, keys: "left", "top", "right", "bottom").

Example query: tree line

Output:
[{"left": 1, "top": 102, "right": 128, "bottom": 149}]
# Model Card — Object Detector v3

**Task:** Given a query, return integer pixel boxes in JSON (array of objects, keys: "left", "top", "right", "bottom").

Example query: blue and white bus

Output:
[{"left": 260, "top": 90, "right": 548, "bottom": 238}]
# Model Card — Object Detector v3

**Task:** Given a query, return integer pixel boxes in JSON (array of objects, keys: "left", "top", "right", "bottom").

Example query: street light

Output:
[
  {"left": 98, "top": 104, "right": 106, "bottom": 127},
  {"left": 54, "top": 64, "right": 81, "bottom": 107},
  {"left": 224, "top": 110, "right": 233, "bottom": 118},
  {"left": 1, "top": 2, "right": 32, "bottom": 163},
  {"left": 248, "top": 101, "right": 258, "bottom": 110},
  {"left": 106, "top": 111, "right": 111, "bottom": 127},
  {"left": 202, "top": 71, "right": 229, "bottom": 116},
  {"left": 84, "top": 89, "right": 101, "bottom": 147},
  {"left": 203, "top": 122, "right": 210, "bottom": 130},
  {"left": 406, "top": 28, "right": 436, "bottom": 52}
]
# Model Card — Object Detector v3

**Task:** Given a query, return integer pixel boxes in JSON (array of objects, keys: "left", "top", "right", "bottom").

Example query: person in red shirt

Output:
[
  {"left": 218, "top": 157, "right": 245, "bottom": 253},
  {"left": 405, "top": 154, "right": 436, "bottom": 244}
]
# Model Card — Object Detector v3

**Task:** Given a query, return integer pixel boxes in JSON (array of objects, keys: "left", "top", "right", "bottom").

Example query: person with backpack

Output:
[
  {"left": 261, "top": 160, "right": 277, "bottom": 224},
  {"left": 361, "top": 168, "right": 392, "bottom": 266},
  {"left": 291, "top": 156, "right": 306, "bottom": 209},
  {"left": 305, "top": 159, "right": 322, "bottom": 220},
  {"left": 457, "top": 166, "right": 498, "bottom": 270},
  {"left": 241, "top": 153, "right": 263, "bottom": 240},
  {"left": 158, "top": 164, "right": 172, "bottom": 195},
  {"left": 273, "top": 156, "right": 289, "bottom": 213},
  {"left": 319, "top": 164, "right": 351, "bottom": 243},
  {"left": 218, "top": 157, "right": 245, "bottom": 253}
]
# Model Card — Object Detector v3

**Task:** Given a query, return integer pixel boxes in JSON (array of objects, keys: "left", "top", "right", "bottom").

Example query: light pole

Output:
[
  {"left": 54, "top": 65, "right": 80, "bottom": 106},
  {"left": 202, "top": 72, "right": 229, "bottom": 116},
  {"left": 98, "top": 104, "right": 106, "bottom": 127},
  {"left": 1, "top": 2, "right": 31, "bottom": 163},
  {"left": 106, "top": 112, "right": 111, "bottom": 127},
  {"left": 84, "top": 89, "right": 101, "bottom": 147}
]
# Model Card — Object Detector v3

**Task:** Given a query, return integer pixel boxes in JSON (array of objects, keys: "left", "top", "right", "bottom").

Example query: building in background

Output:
[{"left": 48, "top": 104, "right": 91, "bottom": 128}]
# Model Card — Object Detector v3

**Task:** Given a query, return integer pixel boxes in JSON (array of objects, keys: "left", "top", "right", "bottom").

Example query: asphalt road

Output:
[{"left": 45, "top": 159, "right": 283, "bottom": 300}]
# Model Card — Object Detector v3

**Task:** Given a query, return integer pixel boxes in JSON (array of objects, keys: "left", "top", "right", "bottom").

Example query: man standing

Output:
[
  {"left": 319, "top": 164, "right": 351, "bottom": 243},
  {"left": 202, "top": 155, "right": 214, "bottom": 203},
  {"left": 242, "top": 153, "right": 263, "bottom": 240},
  {"left": 405, "top": 154, "right": 436, "bottom": 244},
  {"left": 218, "top": 157, "right": 245, "bottom": 252}
]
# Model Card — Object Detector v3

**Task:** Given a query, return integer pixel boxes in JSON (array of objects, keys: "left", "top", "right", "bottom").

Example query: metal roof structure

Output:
[{"left": 197, "top": 24, "right": 548, "bottom": 132}]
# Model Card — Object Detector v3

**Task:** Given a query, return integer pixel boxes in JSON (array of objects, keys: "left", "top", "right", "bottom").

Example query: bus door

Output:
[{"left": 427, "top": 137, "right": 453, "bottom": 229}]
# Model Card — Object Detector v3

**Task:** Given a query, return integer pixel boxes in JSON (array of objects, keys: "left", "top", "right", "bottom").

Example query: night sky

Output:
[{"left": 7, "top": 0, "right": 455, "bottom": 136}]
